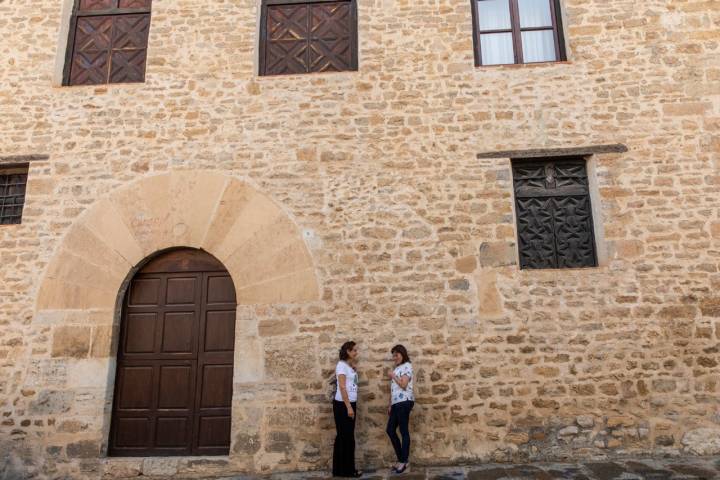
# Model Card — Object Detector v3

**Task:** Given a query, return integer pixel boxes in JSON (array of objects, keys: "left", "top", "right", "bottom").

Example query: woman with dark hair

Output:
[
  {"left": 386, "top": 344, "right": 414, "bottom": 474},
  {"left": 333, "top": 341, "right": 362, "bottom": 478}
]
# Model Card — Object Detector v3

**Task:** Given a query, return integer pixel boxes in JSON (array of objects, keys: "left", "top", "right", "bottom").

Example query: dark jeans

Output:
[
  {"left": 386, "top": 400, "right": 414, "bottom": 463},
  {"left": 333, "top": 400, "right": 357, "bottom": 476}
]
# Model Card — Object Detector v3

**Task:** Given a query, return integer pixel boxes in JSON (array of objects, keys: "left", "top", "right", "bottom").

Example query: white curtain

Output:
[
  {"left": 518, "top": 0, "right": 553, "bottom": 28},
  {"left": 480, "top": 32, "right": 515, "bottom": 65},
  {"left": 477, "top": 0, "right": 511, "bottom": 30},
  {"left": 521, "top": 30, "right": 556, "bottom": 62}
]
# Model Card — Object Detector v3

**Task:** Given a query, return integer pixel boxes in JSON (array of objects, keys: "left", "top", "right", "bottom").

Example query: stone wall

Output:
[{"left": 1, "top": 0, "right": 720, "bottom": 478}]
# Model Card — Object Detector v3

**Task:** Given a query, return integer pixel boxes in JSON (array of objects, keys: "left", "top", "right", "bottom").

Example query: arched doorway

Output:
[{"left": 109, "top": 249, "right": 237, "bottom": 457}]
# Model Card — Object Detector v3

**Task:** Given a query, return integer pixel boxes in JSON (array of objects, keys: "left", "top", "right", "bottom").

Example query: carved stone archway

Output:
[{"left": 36, "top": 170, "right": 319, "bottom": 311}]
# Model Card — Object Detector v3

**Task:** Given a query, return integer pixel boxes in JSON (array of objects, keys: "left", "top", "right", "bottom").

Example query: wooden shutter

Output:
[
  {"left": 260, "top": 0, "right": 357, "bottom": 76},
  {"left": 512, "top": 158, "right": 598, "bottom": 270},
  {"left": 65, "top": 0, "right": 152, "bottom": 86}
]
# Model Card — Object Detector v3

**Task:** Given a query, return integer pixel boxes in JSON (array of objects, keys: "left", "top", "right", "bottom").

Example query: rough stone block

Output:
[
  {"left": 682, "top": 428, "right": 720, "bottom": 455},
  {"left": 477, "top": 242, "right": 516, "bottom": 268},
  {"left": 66, "top": 440, "right": 100, "bottom": 458},
  {"left": 29, "top": 391, "right": 74, "bottom": 415}
]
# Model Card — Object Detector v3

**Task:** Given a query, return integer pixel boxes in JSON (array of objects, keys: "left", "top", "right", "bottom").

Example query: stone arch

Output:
[{"left": 36, "top": 170, "right": 319, "bottom": 312}]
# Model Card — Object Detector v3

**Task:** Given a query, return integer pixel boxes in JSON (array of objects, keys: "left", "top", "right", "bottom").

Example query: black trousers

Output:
[
  {"left": 333, "top": 400, "right": 357, "bottom": 476},
  {"left": 386, "top": 400, "right": 414, "bottom": 463}
]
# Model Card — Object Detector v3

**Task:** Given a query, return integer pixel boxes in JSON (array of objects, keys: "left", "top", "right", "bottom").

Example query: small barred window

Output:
[
  {"left": 0, "top": 166, "right": 29, "bottom": 225},
  {"left": 64, "top": 0, "right": 152, "bottom": 86},
  {"left": 512, "top": 158, "right": 598, "bottom": 269}
]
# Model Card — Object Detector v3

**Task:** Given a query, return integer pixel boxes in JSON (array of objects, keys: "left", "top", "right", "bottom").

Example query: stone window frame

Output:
[
  {"left": 257, "top": 0, "right": 359, "bottom": 77},
  {"left": 0, "top": 164, "right": 29, "bottom": 226},
  {"left": 61, "top": 0, "right": 153, "bottom": 87},
  {"left": 470, "top": 0, "right": 568, "bottom": 67}
]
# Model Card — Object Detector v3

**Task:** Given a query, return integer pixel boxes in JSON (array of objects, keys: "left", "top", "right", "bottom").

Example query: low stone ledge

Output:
[
  {"left": 0, "top": 154, "right": 50, "bottom": 165},
  {"left": 476, "top": 144, "right": 628, "bottom": 159}
]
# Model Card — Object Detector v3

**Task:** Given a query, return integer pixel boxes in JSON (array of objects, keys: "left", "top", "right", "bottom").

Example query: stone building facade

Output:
[{"left": 1, "top": 0, "right": 720, "bottom": 478}]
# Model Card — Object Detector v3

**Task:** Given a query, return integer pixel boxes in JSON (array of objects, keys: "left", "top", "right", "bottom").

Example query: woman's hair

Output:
[
  {"left": 391, "top": 344, "right": 410, "bottom": 363},
  {"left": 339, "top": 341, "right": 356, "bottom": 361}
]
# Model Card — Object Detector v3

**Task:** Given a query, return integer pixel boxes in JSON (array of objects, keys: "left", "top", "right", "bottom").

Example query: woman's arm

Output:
[
  {"left": 337, "top": 374, "right": 355, "bottom": 418},
  {"left": 390, "top": 373, "right": 411, "bottom": 390}
]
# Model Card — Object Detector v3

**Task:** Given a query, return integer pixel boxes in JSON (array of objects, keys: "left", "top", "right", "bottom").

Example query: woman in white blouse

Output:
[
  {"left": 386, "top": 344, "right": 414, "bottom": 474},
  {"left": 333, "top": 341, "right": 362, "bottom": 478}
]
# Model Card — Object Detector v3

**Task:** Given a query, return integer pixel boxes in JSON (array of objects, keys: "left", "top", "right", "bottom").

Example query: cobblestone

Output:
[{"left": 212, "top": 458, "right": 720, "bottom": 480}]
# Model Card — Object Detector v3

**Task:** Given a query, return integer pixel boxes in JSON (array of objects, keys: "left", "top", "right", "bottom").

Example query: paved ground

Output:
[{"left": 217, "top": 458, "right": 720, "bottom": 480}]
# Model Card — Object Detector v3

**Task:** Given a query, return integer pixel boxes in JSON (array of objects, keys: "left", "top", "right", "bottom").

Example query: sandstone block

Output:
[
  {"left": 104, "top": 459, "right": 143, "bottom": 478},
  {"left": 682, "top": 428, "right": 720, "bottom": 455},
  {"left": 558, "top": 426, "right": 579, "bottom": 436},
  {"left": 478, "top": 242, "right": 516, "bottom": 268},
  {"left": 700, "top": 298, "right": 720, "bottom": 317},
  {"left": 91, "top": 325, "right": 115, "bottom": 358},
  {"left": 66, "top": 440, "right": 100, "bottom": 458},
  {"left": 475, "top": 270, "right": 504, "bottom": 319},
  {"left": 455, "top": 255, "right": 477, "bottom": 273},
  {"left": 577, "top": 415, "right": 595, "bottom": 428},
  {"left": 142, "top": 458, "right": 178, "bottom": 476},
  {"left": 29, "top": 391, "right": 74, "bottom": 415},
  {"left": 52, "top": 326, "right": 91, "bottom": 358},
  {"left": 264, "top": 336, "right": 317, "bottom": 380},
  {"left": 258, "top": 319, "right": 296, "bottom": 337},
  {"left": 233, "top": 432, "right": 262, "bottom": 455}
]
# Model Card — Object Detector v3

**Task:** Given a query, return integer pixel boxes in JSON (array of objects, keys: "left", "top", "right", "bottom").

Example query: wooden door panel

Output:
[
  {"left": 119, "top": 0, "right": 152, "bottom": 8},
  {"left": 123, "top": 313, "right": 157, "bottom": 354},
  {"left": 116, "top": 365, "right": 154, "bottom": 410},
  {"left": 161, "top": 312, "right": 196, "bottom": 354},
  {"left": 128, "top": 278, "right": 161, "bottom": 306},
  {"left": 80, "top": 0, "right": 116, "bottom": 10},
  {"left": 114, "top": 417, "right": 151, "bottom": 448},
  {"left": 110, "top": 250, "right": 236, "bottom": 457},
  {"left": 206, "top": 275, "right": 236, "bottom": 304},
  {"left": 155, "top": 417, "right": 190, "bottom": 447},
  {"left": 157, "top": 365, "right": 194, "bottom": 410},
  {"left": 197, "top": 416, "right": 231, "bottom": 449},
  {"left": 165, "top": 277, "right": 197, "bottom": 305},
  {"left": 204, "top": 311, "right": 236, "bottom": 352},
  {"left": 198, "top": 364, "right": 233, "bottom": 409}
]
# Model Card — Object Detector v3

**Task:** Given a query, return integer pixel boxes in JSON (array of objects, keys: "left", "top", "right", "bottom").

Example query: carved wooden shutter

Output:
[
  {"left": 66, "top": 0, "right": 152, "bottom": 86},
  {"left": 512, "top": 159, "right": 598, "bottom": 269},
  {"left": 261, "top": 0, "right": 357, "bottom": 76}
]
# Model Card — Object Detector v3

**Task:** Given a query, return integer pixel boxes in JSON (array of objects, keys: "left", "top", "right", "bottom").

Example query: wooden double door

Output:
[{"left": 109, "top": 250, "right": 237, "bottom": 456}]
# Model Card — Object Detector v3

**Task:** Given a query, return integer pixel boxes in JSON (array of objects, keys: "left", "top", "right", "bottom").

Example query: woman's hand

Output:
[
  {"left": 347, "top": 405, "right": 355, "bottom": 419},
  {"left": 387, "top": 405, "right": 392, "bottom": 416},
  {"left": 388, "top": 371, "right": 396, "bottom": 381}
]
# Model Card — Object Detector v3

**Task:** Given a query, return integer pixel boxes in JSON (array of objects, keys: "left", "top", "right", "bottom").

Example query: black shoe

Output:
[{"left": 394, "top": 464, "right": 408, "bottom": 475}]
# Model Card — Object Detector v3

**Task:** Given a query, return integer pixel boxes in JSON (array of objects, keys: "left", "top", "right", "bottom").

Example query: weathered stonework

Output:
[{"left": 1, "top": 0, "right": 719, "bottom": 478}]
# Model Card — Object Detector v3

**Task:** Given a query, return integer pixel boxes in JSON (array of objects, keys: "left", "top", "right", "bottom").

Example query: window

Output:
[
  {"left": 512, "top": 158, "right": 597, "bottom": 269},
  {"left": 63, "top": 0, "right": 152, "bottom": 86},
  {"left": 471, "top": 0, "right": 566, "bottom": 66},
  {"left": 0, "top": 165, "right": 29, "bottom": 225},
  {"left": 259, "top": 0, "right": 358, "bottom": 76}
]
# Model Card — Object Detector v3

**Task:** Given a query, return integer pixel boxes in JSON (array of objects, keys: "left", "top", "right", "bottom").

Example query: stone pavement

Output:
[{"left": 214, "top": 458, "right": 720, "bottom": 480}]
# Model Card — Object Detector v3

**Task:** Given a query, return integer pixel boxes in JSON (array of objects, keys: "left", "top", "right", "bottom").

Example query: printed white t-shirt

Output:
[
  {"left": 335, "top": 361, "right": 358, "bottom": 402},
  {"left": 391, "top": 362, "right": 414, "bottom": 405}
]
